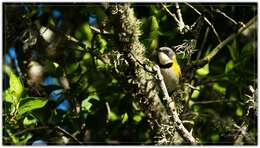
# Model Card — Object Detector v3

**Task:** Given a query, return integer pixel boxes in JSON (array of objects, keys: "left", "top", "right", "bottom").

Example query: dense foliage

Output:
[{"left": 3, "top": 3, "right": 257, "bottom": 145}]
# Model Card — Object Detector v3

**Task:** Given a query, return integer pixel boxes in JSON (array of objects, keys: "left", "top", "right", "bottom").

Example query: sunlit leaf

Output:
[
  {"left": 225, "top": 60, "right": 235, "bottom": 74},
  {"left": 4, "top": 89, "right": 18, "bottom": 104},
  {"left": 108, "top": 111, "right": 118, "bottom": 121},
  {"left": 9, "top": 72, "right": 23, "bottom": 99},
  {"left": 96, "top": 59, "right": 106, "bottom": 70},
  {"left": 3, "top": 64, "right": 14, "bottom": 76},
  {"left": 96, "top": 35, "right": 107, "bottom": 53},
  {"left": 196, "top": 64, "right": 209, "bottom": 76},
  {"left": 133, "top": 114, "right": 142, "bottom": 123},
  {"left": 53, "top": 62, "right": 59, "bottom": 68},
  {"left": 213, "top": 83, "right": 226, "bottom": 94},
  {"left": 18, "top": 97, "right": 48, "bottom": 116},
  {"left": 191, "top": 86, "right": 201, "bottom": 99},
  {"left": 19, "top": 133, "right": 32, "bottom": 145},
  {"left": 23, "top": 116, "right": 37, "bottom": 126},
  {"left": 7, "top": 129, "right": 19, "bottom": 144},
  {"left": 236, "top": 106, "right": 243, "bottom": 117},
  {"left": 82, "top": 23, "right": 93, "bottom": 41},
  {"left": 121, "top": 113, "right": 128, "bottom": 124},
  {"left": 81, "top": 95, "right": 99, "bottom": 112}
]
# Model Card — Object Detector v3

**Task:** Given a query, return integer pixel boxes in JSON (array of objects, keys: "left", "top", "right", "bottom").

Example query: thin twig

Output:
[
  {"left": 89, "top": 25, "right": 110, "bottom": 35},
  {"left": 176, "top": 3, "right": 184, "bottom": 25},
  {"left": 197, "top": 27, "right": 210, "bottom": 60},
  {"left": 105, "top": 102, "right": 111, "bottom": 123},
  {"left": 14, "top": 126, "right": 49, "bottom": 136},
  {"left": 215, "top": 9, "right": 238, "bottom": 25},
  {"left": 193, "top": 99, "right": 228, "bottom": 104},
  {"left": 202, "top": 16, "right": 256, "bottom": 62},
  {"left": 55, "top": 126, "right": 83, "bottom": 145},
  {"left": 185, "top": 3, "right": 221, "bottom": 43},
  {"left": 162, "top": 3, "right": 190, "bottom": 34},
  {"left": 186, "top": 16, "right": 256, "bottom": 71},
  {"left": 162, "top": 4, "right": 180, "bottom": 24}
]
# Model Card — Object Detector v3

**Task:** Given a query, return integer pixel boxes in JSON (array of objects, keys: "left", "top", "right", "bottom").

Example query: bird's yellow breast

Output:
[{"left": 172, "top": 57, "right": 182, "bottom": 79}]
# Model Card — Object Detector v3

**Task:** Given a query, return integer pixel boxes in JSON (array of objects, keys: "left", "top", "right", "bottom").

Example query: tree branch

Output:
[
  {"left": 14, "top": 126, "right": 49, "bottom": 136},
  {"left": 108, "top": 4, "right": 169, "bottom": 136},
  {"left": 154, "top": 65, "right": 198, "bottom": 144},
  {"left": 185, "top": 3, "right": 221, "bottom": 43},
  {"left": 215, "top": 9, "right": 241, "bottom": 26},
  {"left": 55, "top": 126, "right": 82, "bottom": 145},
  {"left": 203, "top": 16, "right": 256, "bottom": 61},
  {"left": 162, "top": 3, "right": 189, "bottom": 34},
  {"left": 186, "top": 16, "right": 256, "bottom": 71},
  {"left": 162, "top": 4, "right": 180, "bottom": 24}
]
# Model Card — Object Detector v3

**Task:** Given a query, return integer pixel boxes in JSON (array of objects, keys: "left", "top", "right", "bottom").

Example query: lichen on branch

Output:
[{"left": 108, "top": 4, "right": 167, "bottom": 128}]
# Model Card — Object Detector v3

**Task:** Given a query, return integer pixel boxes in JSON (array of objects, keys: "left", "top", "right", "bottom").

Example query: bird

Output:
[{"left": 158, "top": 47, "right": 182, "bottom": 93}]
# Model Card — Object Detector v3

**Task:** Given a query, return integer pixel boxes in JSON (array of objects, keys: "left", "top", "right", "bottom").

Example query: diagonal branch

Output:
[
  {"left": 162, "top": 3, "right": 189, "bottom": 34},
  {"left": 55, "top": 126, "right": 82, "bottom": 145},
  {"left": 185, "top": 3, "right": 221, "bottom": 43},
  {"left": 215, "top": 9, "right": 237, "bottom": 24},
  {"left": 185, "top": 16, "right": 256, "bottom": 71},
  {"left": 203, "top": 16, "right": 256, "bottom": 62},
  {"left": 162, "top": 4, "right": 180, "bottom": 24},
  {"left": 154, "top": 65, "right": 198, "bottom": 144}
]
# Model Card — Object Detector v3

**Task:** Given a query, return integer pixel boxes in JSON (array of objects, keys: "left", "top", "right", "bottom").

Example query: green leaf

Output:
[
  {"left": 4, "top": 89, "right": 18, "bottom": 104},
  {"left": 108, "top": 111, "right": 118, "bottom": 121},
  {"left": 133, "top": 114, "right": 142, "bottom": 123},
  {"left": 227, "top": 39, "right": 239, "bottom": 61},
  {"left": 241, "top": 42, "right": 254, "bottom": 57},
  {"left": 19, "top": 133, "right": 32, "bottom": 145},
  {"left": 193, "top": 105, "right": 200, "bottom": 112},
  {"left": 150, "top": 16, "right": 159, "bottom": 31},
  {"left": 149, "top": 31, "right": 161, "bottom": 39},
  {"left": 75, "top": 23, "right": 93, "bottom": 46},
  {"left": 150, "top": 5, "right": 160, "bottom": 16},
  {"left": 81, "top": 95, "right": 99, "bottom": 112},
  {"left": 82, "top": 23, "right": 93, "bottom": 41},
  {"left": 196, "top": 64, "right": 209, "bottom": 76},
  {"left": 9, "top": 72, "right": 24, "bottom": 99},
  {"left": 3, "top": 64, "right": 14, "bottom": 76},
  {"left": 211, "top": 133, "right": 220, "bottom": 142},
  {"left": 7, "top": 129, "right": 19, "bottom": 144},
  {"left": 149, "top": 39, "right": 158, "bottom": 51},
  {"left": 213, "top": 83, "right": 226, "bottom": 94},
  {"left": 23, "top": 116, "right": 37, "bottom": 126},
  {"left": 96, "top": 35, "right": 107, "bottom": 54},
  {"left": 191, "top": 86, "right": 201, "bottom": 99},
  {"left": 236, "top": 106, "right": 243, "bottom": 117},
  {"left": 225, "top": 60, "right": 235, "bottom": 74},
  {"left": 18, "top": 97, "right": 48, "bottom": 116},
  {"left": 121, "top": 113, "right": 128, "bottom": 124}
]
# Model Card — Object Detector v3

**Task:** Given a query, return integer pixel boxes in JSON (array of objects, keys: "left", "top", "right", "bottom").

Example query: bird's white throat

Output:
[{"left": 158, "top": 52, "right": 172, "bottom": 65}]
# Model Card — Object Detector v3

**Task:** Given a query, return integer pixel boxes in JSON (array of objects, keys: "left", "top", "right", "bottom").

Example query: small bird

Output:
[{"left": 158, "top": 47, "right": 182, "bottom": 93}]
